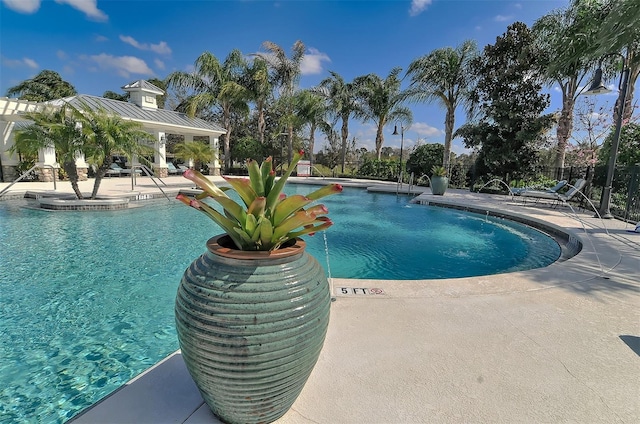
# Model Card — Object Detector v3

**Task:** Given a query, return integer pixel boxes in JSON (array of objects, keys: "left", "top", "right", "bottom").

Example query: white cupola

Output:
[{"left": 121, "top": 80, "right": 164, "bottom": 110}]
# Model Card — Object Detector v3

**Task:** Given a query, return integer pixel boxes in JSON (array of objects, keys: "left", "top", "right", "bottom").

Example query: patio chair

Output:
[
  {"left": 511, "top": 180, "right": 567, "bottom": 196},
  {"left": 520, "top": 178, "right": 587, "bottom": 208},
  {"left": 106, "top": 163, "right": 123, "bottom": 177},
  {"left": 119, "top": 166, "right": 143, "bottom": 176},
  {"left": 167, "top": 162, "right": 181, "bottom": 175}
]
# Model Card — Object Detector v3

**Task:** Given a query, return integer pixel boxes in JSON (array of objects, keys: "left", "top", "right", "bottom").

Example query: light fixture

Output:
[
  {"left": 159, "top": 135, "right": 166, "bottom": 147},
  {"left": 582, "top": 68, "right": 612, "bottom": 95},
  {"left": 581, "top": 53, "right": 630, "bottom": 219},
  {"left": 392, "top": 124, "right": 404, "bottom": 178}
]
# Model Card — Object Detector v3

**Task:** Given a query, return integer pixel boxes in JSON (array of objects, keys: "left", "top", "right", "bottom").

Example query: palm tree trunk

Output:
[
  {"left": 554, "top": 87, "right": 575, "bottom": 180},
  {"left": 63, "top": 161, "right": 83, "bottom": 199},
  {"left": 443, "top": 107, "right": 455, "bottom": 172},
  {"left": 340, "top": 114, "right": 349, "bottom": 172},
  {"left": 375, "top": 124, "right": 384, "bottom": 160},
  {"left": 309, "top": 123, "right": 316, "bottom": 168},
  {"left": 90, "top": 158, "right": 112, "bottom": 199},
  {"left": 258, "top": 105, "right": 266, "bottom": 144},
  {"left": 287, "top": 125, "right": 294, "bottom": 166}
]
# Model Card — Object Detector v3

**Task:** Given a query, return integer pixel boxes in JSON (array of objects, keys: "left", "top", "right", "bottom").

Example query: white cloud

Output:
[
  {"left": 87, "top": 53, "right": 154, "bottom": 78},
  {"left": 2, "top": 56, "right": 39, "bottom": 68},
  {"left": 95, "top": 34, "right": 109, "bottom": 42},
  {"left": 150, "top": 41, "right": 171, "bottom": 55},
  {"left": 120, "top": 35, "right": 143, "bottom": 49},
  {"left": 300, "top": 47, "right": 330, "bottom": 75},
  {"left": 514, "top": 3, "right": 523, "bottom": 9},
  {"left": 2, "top": 0, "right": 40, "bottom": 13},
  {"left": 494, "top": 14, "right": 513, "bottom": 22},
  {"left": 57, "top": 50, "right": 68, "bottom": 60},
  {"left": 2, "top": 0, "right": 107, "bottom": 20},
  {"left": 120, "top": 35, "right": 172, "bottom": 55},
  {"left": 409, "top": 0, "right": 432, "bottom": 17},
  {"left": 475, "top": 25, "right": 482, "bottom": 31},
  {"left": 411, "top": 122, "right": 443, "bottom": 137},
  {"left": 23, "top": 58, "right": 38, "bottom": 68},
  {"left": 154, "top": 59, "right": 165, "bottom": 70},
  {"left": 55, "top": 0, "right": 107, "bottom": 22}
]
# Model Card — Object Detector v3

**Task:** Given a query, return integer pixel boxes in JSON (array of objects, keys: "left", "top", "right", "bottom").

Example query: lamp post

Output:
[
  {"left": 582, "top": 53, "right": 630, "bottom": 219},
  {"left": 392, "top": 124, "right": 404, "bottom": 179}
]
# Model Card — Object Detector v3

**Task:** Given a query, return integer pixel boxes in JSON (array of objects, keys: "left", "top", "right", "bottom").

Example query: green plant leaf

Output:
[
  {"left": 224, "top": 176, "right": 257, "bottom": 208},
  {"left": 305, "top": 183, "right": 343, "bottom": 201},
  {"left": 272, "top": 194, "right": 311, "bottom": 226},
  {"left": 247, "top": 159, "right": 264, "bottom": 196}
]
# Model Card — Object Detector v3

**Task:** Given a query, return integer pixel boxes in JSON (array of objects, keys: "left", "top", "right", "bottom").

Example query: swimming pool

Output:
[{"left": 0, "top": 187, "right": 560, "bottom": 422}]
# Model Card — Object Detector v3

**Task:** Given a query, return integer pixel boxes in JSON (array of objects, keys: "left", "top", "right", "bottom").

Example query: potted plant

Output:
[
  {"left": 174, "top": 150, "right": 342, "bottom": 424},
  {"left": 430, "top": 165, "right": 449, "bottom": 195}
]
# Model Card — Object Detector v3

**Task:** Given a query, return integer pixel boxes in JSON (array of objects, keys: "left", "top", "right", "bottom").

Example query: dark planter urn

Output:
[{"left": 175, "top": 235, "right": 330, "bottom": 424}]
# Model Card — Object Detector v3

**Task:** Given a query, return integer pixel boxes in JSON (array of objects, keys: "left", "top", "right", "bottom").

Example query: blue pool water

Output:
[{"left": 0, "top": 187, "right": 560, "bottom": 422}]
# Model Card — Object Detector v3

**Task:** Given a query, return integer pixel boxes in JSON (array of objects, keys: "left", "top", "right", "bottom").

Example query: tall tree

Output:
[
  {"left": 533, "top": 5, "right": 595, "bottom": 178},
  {"left": 242, "top": 57, "right": 272, "bottom": 144},
  {"left": 78, "top": 102, "right": 153, "bottom": 199},
  {"left": 13, "top": 104, "right": 85, "bottom": 198},
  {"left": 353, "top": 68, "right": 412, "bottom": 160},
  {"left": 456, "top": 22, "right": 555, "bottom": 182},
  {"left": 6, "top": 70, "right": 76, "bottom": 101},
  {"left": 317, "top": 71, "right": 359, "bottom": 172},
  {"left": 166, "top": 50, "right": 250, "bottom": 170},
  {"left": 255, "top": 41, "right": 305, "bottom": 165},
  {"left": 549, "top": 0, "right": 640, "bottom": 124},
  {"left": 406, "top": 40, "right": 478, "bottom": 173},
  {"left": 294, "top": 90, "right": 328, "bottom": 167}
]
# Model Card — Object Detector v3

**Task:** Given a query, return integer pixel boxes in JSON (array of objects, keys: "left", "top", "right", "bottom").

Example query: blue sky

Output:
[{"left": 1, "top": 0, "right": 622, "bottom": 155}]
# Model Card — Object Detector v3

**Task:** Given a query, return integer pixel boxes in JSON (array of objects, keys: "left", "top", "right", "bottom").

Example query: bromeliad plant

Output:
[{"left": 176, "top": 150, "right": 343, "bottom": 251}]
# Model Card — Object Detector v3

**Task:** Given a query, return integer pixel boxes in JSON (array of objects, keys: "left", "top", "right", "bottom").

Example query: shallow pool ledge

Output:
[{"left": 69, "top": 351, "right": 213, "bottom": 423}]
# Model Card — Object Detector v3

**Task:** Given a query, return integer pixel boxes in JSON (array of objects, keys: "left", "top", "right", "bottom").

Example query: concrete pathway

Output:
[{"left": 3, "top": 178, "right": 638, "bottom": 423}]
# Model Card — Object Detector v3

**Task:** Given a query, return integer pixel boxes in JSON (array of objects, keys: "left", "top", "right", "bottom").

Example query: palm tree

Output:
[
  {"left": 166, "top": 50, "right": 250, "bottom": 170},
  {"left": 533, "top": 7, "right": 597, "bottom": 179},
  {"left": 317, "top": 72, "right": 359, "bottom": 172},
  {"left": 243, "top": 57, "right": 272, "bottom": 144},
  {"left": 13, "top": 104, "right": 85, "bottom": 198},
  {"left": 255, "top": 41, "right": 306, "bottom": 165},
  {"left": 353, "top": 68, "right": 413, "bottom": 160},
  {"left": 6, "top": 70, "right": 76, "bottom": 101},
  {"left": 406, "top": 40, "right": 478, "bottom": 172},
  {"left": 174, "top": 141, "right": 215, "bottom": 171},
  {"left": 294, "top": 90, "right": 328, "bottom": 167},
  {"left": 78, "top": 103, "right": 153, "bottom": 199}
]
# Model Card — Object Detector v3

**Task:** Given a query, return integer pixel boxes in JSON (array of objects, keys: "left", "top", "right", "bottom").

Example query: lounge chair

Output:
[
  {"left": 512, "top": 180, "right": 567, "bottom": 196},
  {"left": 106, "top": 163, "right": 123, "bottom": 177},
  {"left": 119, "top": 165, "right": 143, "bottom": 176},
  {"left": 520, "top": 178, "right": 587, "bottom": 207},
  {"left": 167, "top": 162, "right": 181, "bottom": 175}
]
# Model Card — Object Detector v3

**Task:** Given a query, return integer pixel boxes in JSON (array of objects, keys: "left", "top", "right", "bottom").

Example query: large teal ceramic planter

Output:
[
  {"left": 430, "top": 176, "right": 449, "bottom": 195},
  {"left": 175, "top": 235, "right": 331, "bottom": 424}
]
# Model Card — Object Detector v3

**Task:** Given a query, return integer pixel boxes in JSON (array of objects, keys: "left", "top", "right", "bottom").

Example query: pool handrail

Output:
[{"left": 0, "top": 164, "right": 57, "bottom": 197}]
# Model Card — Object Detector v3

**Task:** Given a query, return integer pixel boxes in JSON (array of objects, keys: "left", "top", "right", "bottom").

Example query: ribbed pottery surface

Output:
[{"left": 175, "top": 236, "right": 331, "bottom": 424}]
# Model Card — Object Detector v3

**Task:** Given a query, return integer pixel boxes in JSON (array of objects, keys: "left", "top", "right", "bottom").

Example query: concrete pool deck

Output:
[{"left": 2, "top": 176, "right": 639, "bottom": 423}]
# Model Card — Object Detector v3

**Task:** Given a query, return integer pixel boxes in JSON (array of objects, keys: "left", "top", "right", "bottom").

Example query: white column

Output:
[
  {"left": 155, "top": 131, "right": 167, "bottom": 167},
  {"left": 184, "top": 134, "right": 194, "bottom": 168},
  {"left": 1, "top": 122, "right": 19, "bottom": 181},
  {"left": 209, "top": 135, "right": 221, "bottom": 176},
  {"left": 36, "top": 143, "right": 58, "bottom": 182},
  {"left": 154, "top": 131, "right": 168, "bottom": 177},
  {"left": 74, "top": 152, "right": 89, "bottom": 181}
]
